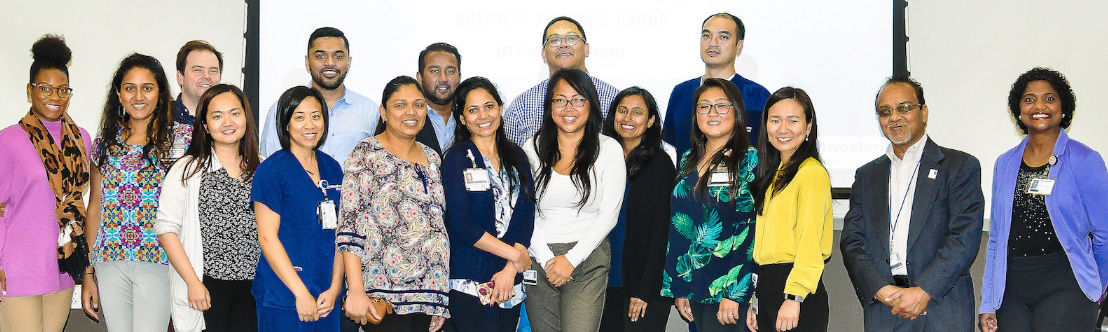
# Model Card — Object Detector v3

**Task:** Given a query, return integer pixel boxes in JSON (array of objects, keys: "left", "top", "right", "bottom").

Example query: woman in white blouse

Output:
[{"left": 522, "top": 68, "right": 626, "bottom": 331}]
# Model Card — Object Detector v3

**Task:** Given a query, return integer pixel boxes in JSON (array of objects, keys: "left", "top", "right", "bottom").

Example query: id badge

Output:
[
  {"left": 463, "top": 168, "right": 491, "bottom": 192},
  {"left": 168, "top": 136, "right": 187, "bottom": 161},
  {"left": 523, "top": 269, "right": 538, "bottom": 286},
  {"left": 1027, "top": 178, "right": 1055, "bottom": 195},
  {"left": 708, "top": 171, "right": 731, "bottom": 187},
  {"left": 890, "top": 252, "right": 905, "bottom": 271},
  {"left": 317, "top": 199, "right": 338, "bottom": 229}
]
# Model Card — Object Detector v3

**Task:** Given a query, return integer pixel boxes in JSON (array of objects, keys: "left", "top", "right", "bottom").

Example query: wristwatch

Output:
[{"left": 785, "top": 294, "right": 805, "bottom": 303}]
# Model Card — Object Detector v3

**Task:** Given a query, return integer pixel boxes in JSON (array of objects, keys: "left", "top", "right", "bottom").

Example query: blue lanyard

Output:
[{"left": 889, "top": 164, "right": 920, "bottom": 237}]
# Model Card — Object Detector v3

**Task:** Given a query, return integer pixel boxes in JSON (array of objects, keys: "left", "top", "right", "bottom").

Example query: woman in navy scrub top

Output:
[{"left": 251, "top": 86, "right": 345, "bottom": 331}]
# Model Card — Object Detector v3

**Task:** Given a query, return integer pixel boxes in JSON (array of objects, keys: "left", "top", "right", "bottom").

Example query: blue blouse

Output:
[
  {"left": 661, "top": 147, "right": 758, "bottom": 304},
  {"left": 442, "top": 141, "right": 535, "bottom": 285},
  {"left": 250, "top": 150, "right": 343, "bottom": 309}
]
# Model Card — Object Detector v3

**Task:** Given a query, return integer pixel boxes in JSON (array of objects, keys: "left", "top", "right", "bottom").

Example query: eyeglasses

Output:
[
  {"left": 30, "top": 83, "right": 73, "bottom": 98},
  {"left": 552, "top": 97, "right": 587, "bottom": 108},
  {"left": 545, "top": 35, "right": 583, "bottom": 47},
  {"left": 696, "top": 103, "right": 733, "bottom": 115},
  {"left": 876, "top": 103, "right": 921, "bottom": 118}
]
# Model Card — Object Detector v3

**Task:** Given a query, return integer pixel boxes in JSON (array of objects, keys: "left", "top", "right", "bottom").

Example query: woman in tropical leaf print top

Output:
[{"left": 661, "top": 78, "right": 757, "bottom": 332}]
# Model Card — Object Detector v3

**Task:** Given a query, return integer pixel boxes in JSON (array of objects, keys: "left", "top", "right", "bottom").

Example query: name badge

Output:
[
  {"left": 890, "top": 252, "right": 905, "bottom": 271},
  {"left": 708, "top": 171, "right": 731, "bottom": 187},
  {"left": 317, "top": 199, "right": 338, "bottom": 229},
  {"left": 523, "top": 269, "right": 538, "bottom": 286},
  {"left": 464, "top": 168, "right": 491, "bottom": 192},
  {"left": 1027, "top": 178, "right": 1055, "bottom": 195},
  {"left": 168, "top": 136, "right": 188, "bottom": 161}
]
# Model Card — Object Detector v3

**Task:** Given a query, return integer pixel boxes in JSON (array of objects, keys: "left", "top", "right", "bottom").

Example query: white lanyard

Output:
[{"left": 889, "top": 164, "right": 920, "bottom": 240}]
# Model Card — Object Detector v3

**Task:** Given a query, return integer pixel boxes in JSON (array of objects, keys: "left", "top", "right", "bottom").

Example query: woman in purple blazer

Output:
[{"left": 979, "top": 67, "right": 1108, "bottom": 332}]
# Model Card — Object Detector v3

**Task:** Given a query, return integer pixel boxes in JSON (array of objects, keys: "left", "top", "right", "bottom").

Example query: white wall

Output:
[
  {"left": 907, "top": 0, "right": 1108, "bottom": 222},
  {"left": 0, "top": 1, "right": 247, "bottom": 133}
]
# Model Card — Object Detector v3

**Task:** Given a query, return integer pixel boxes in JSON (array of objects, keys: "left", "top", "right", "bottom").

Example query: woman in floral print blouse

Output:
[
  {"left": 338, "top": 76, "right": 450, "bottom": 332},
  {"left": 661, "top": 78, "right": 758, "bottom": 332}
]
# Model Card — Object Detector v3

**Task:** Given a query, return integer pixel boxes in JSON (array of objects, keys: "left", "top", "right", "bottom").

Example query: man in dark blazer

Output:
[
  {"left": 414, "top": 42, "right": 462, "bottom": 155},
  {"left": 840, "top": 76, "right": 984, "bottom": 332}
]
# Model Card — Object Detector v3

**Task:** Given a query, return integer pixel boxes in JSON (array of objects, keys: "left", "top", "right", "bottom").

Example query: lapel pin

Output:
[
  {"left": 1048, "top": 155, "right": 1058, "bottom": 165},
  {"left": 928, "top": 169, "right": 938, "bottom": 179}
]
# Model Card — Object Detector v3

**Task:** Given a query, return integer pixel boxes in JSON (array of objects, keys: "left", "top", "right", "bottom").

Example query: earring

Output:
[
  {"left": 119, "top": 106, "right": 125, "bottom": 117},
  {"left": 805, "top": 136, "right": 809, "bottom": 141}
]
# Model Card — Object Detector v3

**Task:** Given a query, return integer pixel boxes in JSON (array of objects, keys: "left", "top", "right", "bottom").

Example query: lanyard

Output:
[{"left": 889, "top": 164, "right": 920, "bottom": 239}]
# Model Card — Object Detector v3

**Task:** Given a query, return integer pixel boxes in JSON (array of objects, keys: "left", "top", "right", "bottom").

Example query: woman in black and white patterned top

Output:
[{"left": 155, "top": 84, "right": 262, "bottom": 332}]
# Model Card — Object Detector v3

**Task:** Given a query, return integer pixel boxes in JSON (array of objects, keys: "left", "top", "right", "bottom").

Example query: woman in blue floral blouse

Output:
[{"left": 661, "top": 78, "right": 758, "bottom": 332}]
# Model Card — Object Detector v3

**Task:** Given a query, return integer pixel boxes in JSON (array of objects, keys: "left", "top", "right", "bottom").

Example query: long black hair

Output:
[
  {"left": 753, "top": 87, "right": 822, "bottom": 214},
  {"left": 601, "top": 86, "right": 663, "bottom": 179},
  {"left": 450, "top": 76, "right": 535, "bottom": 201},
  {"left": 533, "top": 68, "right": 603, "bottom": 208},
  {"left": 180, "top": 84, "right": 262, "bottom": 182},
  {"left": 95, "top": 53, "right": 176, "bottom": 169},
  {"left": 676, "top": 78, "right": 750, "bottom": 201}
]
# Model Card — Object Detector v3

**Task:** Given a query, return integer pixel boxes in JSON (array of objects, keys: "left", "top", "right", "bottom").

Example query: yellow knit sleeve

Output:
[{"left": 782, "top": 159, "right": 833, "bottom": 296}]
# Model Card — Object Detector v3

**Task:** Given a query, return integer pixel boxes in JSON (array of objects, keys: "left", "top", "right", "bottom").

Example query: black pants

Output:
[
  {"left": 599, "top": 286, "right": 671, "bottom": 332},
  {"left": 997, "top": 251, "right": 1098, "bottom": 332},
  {"left": 444, "top": 290, "right": 521, "bottom": 332},
  {"left": 361, "top": 312, "right": 432, "bottom": 332},
  {"left": 202, "top": 275, "right": 257, "bottom": 332},
  {"left": 689, "top": 301, "right": 748, "bottom": 332},
  {"left": 754, "top": 262, "right": 829, "bottom": 332}
]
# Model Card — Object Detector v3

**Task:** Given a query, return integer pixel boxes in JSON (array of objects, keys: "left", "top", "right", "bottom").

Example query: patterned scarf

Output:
[{"left": 18, "top": 109, "right": 90, "bottom": 259}]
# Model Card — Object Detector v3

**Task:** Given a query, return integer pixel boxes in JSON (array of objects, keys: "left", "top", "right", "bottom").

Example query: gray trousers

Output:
[
  {"left": 95, "top": 260, "right": 172, "bottom": 332},
  {"left": 525, "top": 240, "right": 610, "bottom": 332}
]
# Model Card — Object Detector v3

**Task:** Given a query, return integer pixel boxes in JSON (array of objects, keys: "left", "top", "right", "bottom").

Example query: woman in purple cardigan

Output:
[{"left": 979, "top": 67, "right": 1108, "bottom": 332}]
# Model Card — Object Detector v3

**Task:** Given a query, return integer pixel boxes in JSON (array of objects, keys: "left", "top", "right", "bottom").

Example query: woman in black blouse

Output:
[
  {"left": 155, "top": 84, "right": 262, "bottom": 332},
  {"left": 599, "top": 87, "right": 676, "bottom": 332}
]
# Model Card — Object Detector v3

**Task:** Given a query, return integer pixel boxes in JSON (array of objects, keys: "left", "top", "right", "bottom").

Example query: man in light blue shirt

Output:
[
  {"left": 260, "top": 27, "right": 379, "bottom": 167},
  {"left": 414, "top": 42, "right": 460, "bottom": 154}
]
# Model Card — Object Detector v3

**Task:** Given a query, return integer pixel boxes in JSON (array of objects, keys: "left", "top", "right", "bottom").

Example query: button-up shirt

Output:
[
  {"left": 174, "top": 93, "right": 195, "bottom": 126},
  {"left": 260, "top": 87, "right": 379, "bottom": 168},
  {"left": 886, "top": 134, "right": 928, "bottom": 276},
  {"left": 426, "top": 105, "right": 456, "bottom": 151}
]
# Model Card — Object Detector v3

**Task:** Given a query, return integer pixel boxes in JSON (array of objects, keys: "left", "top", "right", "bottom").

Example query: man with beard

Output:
[
  {"left": 414, "top": 43, "right": 461, "bottom": 154},
  {"left": 502, "top": 16, "right": 620, "bottom": 146},
  {"left": 260, "top": 27, "right": 380, "bottom": 166},
  {"left": 840, "top": 76, "right": 983, "bottom": 331},
  {"left": 174, "top": 40, "right": 222, "bottom": 126},
  {"left": 662, "top": 13, "right": 770, "bottom": 158}
]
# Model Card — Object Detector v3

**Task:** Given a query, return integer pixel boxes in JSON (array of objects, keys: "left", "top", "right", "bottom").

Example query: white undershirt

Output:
[
  {"left": 886, "top": 134, "right": 928, "bottom": 276},
  {"left": 523, "top": 135, "right": 627, "bottom": 267}
]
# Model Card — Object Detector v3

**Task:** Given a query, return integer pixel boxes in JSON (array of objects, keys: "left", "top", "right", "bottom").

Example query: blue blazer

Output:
[
  {"left": 981, "top": 130, "right": 1108, "bottom": 313},
  {"left": 442, "top": 141, "right": 536, "bottom": 283},
  {"left": 840, "top": 138, "right": 984, "bottom": 332}
]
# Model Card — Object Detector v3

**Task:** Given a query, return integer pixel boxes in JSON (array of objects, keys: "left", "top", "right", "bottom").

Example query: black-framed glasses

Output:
[
  {"left": 696, "top": 103, "right": 733, "bottom": 115},
  {"left": 552, "top": 97, "right": 587, "bottom": 108},
  {"left": 877, "top": 103, "right": 921, "bottom": 118},
  {"left": 30, "top": 83, "right": 73, "bottom": 98},
  {"left": 545, "top": 34, "right": 584, "bottom": 47}
]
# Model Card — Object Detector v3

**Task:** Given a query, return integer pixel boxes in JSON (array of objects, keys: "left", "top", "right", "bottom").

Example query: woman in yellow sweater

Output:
[{"left": 746, "top": 87, "right": 832, "bottom": 331}]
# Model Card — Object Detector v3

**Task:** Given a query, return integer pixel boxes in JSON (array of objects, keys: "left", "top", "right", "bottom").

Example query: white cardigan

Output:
[{"left": 153, "top": 152, "right": 227, "bottom": 332}]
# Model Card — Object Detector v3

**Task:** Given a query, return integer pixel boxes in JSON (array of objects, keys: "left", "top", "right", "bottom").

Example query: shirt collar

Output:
[
  {"left": 426, "top": 105, "right": 455, "bottom": 125},
  {"left": 885, "top": 133, "right": 928, "bottom": 164}
]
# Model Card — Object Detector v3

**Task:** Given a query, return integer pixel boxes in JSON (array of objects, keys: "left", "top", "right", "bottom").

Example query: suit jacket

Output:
[
  {"left": 416, "top": 119, "right": 442, "bottom": 155},
  {"left": 840, "top": 138, "right": 984, "bottom": 332}
]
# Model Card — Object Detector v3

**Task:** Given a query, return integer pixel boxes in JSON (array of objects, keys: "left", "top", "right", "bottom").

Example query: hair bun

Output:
[{"left": 31, "top": 34, "right": 72, "bottom": 66}]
